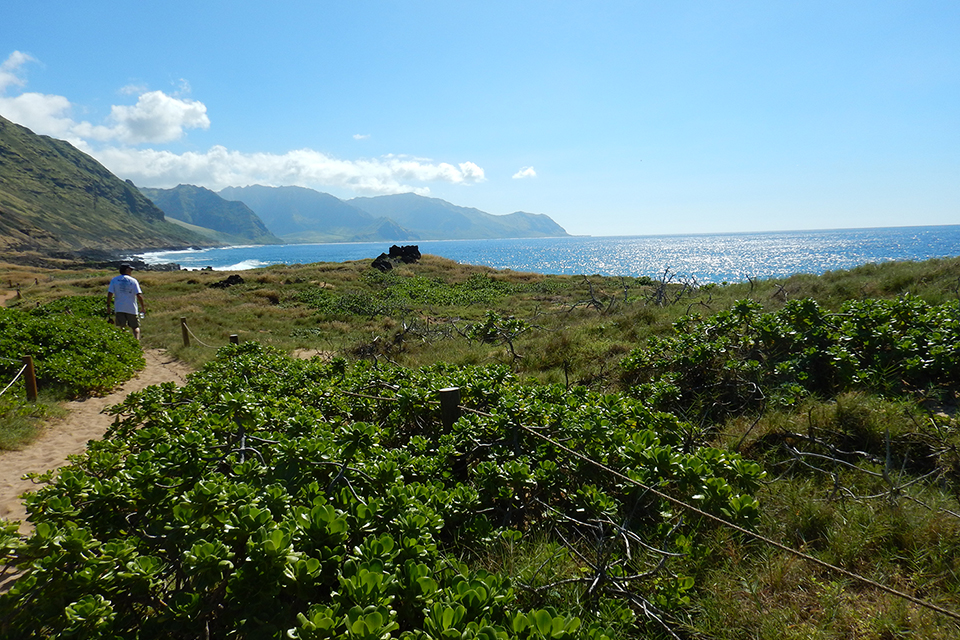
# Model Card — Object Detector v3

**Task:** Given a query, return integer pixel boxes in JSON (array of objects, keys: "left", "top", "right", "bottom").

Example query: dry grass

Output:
[{"left": 5, "top": 255, "right": 960, "bottom": 637}]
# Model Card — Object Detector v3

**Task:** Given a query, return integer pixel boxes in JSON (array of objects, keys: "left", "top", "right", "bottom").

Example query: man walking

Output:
[{"left": 107, "top": 264, "right": 146, "bottom": 340}]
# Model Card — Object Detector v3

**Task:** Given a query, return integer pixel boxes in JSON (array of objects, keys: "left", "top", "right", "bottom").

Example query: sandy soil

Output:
[{"left": 0, "top": 349, "right": 192, "bottom": 535}]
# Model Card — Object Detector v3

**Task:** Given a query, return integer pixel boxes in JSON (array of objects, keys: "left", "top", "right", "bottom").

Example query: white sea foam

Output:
[{"left": 221, "top": 260, "right": 270, "bottom": 271}]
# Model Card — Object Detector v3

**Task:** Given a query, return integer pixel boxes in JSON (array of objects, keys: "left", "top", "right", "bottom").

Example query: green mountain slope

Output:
[
  {"left": 0, "top": 115, "right": 213, "bottom": 257},
  {"left": 218, "top": 185, "right": 569, "bottom": 242},
  {"left": 219, "top": 185, "right": 378, "bottom": 239},
  {"left": 349, "top": 193, "right": 569, "bottom": 239},
  {"left": 140, "top": 184, "right": 281, "bottom": 244}
]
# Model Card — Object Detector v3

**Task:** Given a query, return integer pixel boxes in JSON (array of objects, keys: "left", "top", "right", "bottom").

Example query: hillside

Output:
[
  {"left": 219, "top": 184, "right": 569, "bottom": 242},
  {"left": 0, "top": 115, "right": 213, "bottom": 261},
  {"left": 350, "top": 192, "right": 570, "bottom": 239},
  {"left": 218, "top": 185, "right": 386, "bottom": 242},
  {"left": 140, "top": 185, "right": 281, "bottom": 245}
]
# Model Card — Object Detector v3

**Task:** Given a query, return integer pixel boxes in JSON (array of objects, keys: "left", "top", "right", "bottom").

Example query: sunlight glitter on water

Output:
[{"left": 138, "top": 225, "right": 960, "bottom": 283}]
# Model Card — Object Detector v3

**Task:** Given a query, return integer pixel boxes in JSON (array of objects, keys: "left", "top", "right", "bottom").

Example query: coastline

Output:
[{"left": 134, "top": 226, "right": 960, "bottom": 282}]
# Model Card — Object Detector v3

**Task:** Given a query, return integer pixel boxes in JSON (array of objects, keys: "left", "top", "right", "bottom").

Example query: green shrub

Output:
[
  {"left": 0, "top": 342, "right": 765, "bottom": 637},
  {"left": 30, "top": 294, "right": 109, "bottom": 320},
  {"left": 621, "top": 297, "right": 960, "bottom": 423},
  {"left": 0, "top": 307, "right": 143, "bottom": 397}
]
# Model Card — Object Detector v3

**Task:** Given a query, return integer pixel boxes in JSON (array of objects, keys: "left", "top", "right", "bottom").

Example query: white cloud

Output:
[
  {"left": 0, "top": 52, "right": 87, "bottom": 140},
  {"left": 353, "top": 133, "right": 370, "bottom": 140},
  {"left": 107, "top": 90, "right": 209, "bottom": 144},
  {"left": 119, "top": 83, "right": 149, "bottom": 96},
  {"left": 1, "top": 52, "right": 208, "bottom": 144},
  {"left": 0, "top": 51, "right": 486, "bottom": 196},
  {"left": 91, "top": 146, "right": 485, "bottom": 195},
  {"left": 512, "top": 166, "right": 537, "bottom": 179},
  {"left": 0, "top": 51, "right": 34, "bottom": 92}
]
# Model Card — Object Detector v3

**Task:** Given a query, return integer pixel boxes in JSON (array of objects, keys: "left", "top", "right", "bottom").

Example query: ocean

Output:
[{"left": 140, "top": 225, "right": 960, "bottom": 284}]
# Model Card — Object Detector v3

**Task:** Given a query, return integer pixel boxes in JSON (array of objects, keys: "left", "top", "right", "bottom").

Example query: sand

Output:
[{"left": 0, "top": 349, "right": 192, "bottom": 535}]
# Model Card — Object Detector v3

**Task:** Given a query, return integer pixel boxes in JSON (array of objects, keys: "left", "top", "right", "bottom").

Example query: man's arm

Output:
[
  {"left": 106, "top": 292, "right": 114, "bottom": 313},
  {"left": 137, "top": 293, "right": 146, "bottom": 313}
]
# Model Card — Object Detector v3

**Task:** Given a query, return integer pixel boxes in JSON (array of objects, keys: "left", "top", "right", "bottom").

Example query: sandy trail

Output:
[{"left": 0, "top": 349, "right": 192, "bottom": 535}]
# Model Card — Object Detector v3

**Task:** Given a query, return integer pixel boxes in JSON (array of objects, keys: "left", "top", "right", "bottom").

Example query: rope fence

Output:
[
  {"left": 179, "top": 317, "right": 239, "bottom": 350},
  {"left": 0, "top": 364, "right": 27, "bottom": 399},
  {"left": 512, "top": 418, "right": 960, "bottom": 623},
  {"left": 2, "top": 314, "right": 950, "bottom": 619},
  {"left": 323, "top": 384, "right": 960, "bottom": 623},
  {"left": 0, "top": 356, "right": 37, "bottom": 402}
]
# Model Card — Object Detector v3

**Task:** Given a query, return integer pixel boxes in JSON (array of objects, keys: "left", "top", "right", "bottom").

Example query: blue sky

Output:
[{"left": 2, "top": 1, "right": 957, "bottom": 236}]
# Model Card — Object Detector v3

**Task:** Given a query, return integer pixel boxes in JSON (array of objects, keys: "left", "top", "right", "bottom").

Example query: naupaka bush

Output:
[
  {"left": 0, "top": 305, "right": 143, "bottom": 398},
  {"left": 1, "top": 342, "right": 763, "bottom": 638}
]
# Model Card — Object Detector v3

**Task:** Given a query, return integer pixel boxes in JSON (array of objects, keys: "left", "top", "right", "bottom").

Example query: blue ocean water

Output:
[{"left": 140, "top": 225, "right": 960, "bottom": 284}]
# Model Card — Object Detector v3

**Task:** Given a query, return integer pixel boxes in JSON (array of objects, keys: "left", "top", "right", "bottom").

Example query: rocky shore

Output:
[{"left": 0, "top": 248, "right": 183, "bottom": 271}]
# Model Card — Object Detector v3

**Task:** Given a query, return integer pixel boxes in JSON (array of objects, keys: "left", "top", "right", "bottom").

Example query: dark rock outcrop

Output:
[
  {"left": 372, "top": 245, "right": 421, "bottom": 272},
  {"left": 209, "top": 274, "right": 245, "bottom": 288}
]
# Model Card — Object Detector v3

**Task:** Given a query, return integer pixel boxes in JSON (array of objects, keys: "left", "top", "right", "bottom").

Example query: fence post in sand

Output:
[
  {"left": 22, "top": 355, "right": 37, "bottom": 402},
  {"left": 230, "top": 334, "right": 239, "bottom": 344},
  {"left": 439, "top": 387, "right": 461, "bottom": 429},
  {"left": 181, "top": 317, "right": 190, "bottom": 347}
]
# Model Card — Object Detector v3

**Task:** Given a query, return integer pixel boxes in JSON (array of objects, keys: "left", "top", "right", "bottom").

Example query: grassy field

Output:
[
  {"left": 8, "top": 254, "right": 960, "bottom": 384},
  {"left": 4, "top": 254, "right": 960, "bottom": 638}
]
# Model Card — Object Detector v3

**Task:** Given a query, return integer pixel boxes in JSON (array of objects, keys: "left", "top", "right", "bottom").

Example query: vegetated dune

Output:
[{"left": 0, "top": 349, "right": 191, "bottom": 537}]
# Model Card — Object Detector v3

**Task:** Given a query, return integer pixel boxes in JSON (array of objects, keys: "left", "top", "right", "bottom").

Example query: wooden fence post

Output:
[
  {"left": 22, "top": 355, "right": 37, "bottom": 402},
  {"left": 439, "top": 387, "right": 461, "bottom": 429},
  {"left": 230, "top": 334, "right": 239, "bottom": 344},
  {"left": 180, "top": 317, "right": 190, "bottom": 347}
]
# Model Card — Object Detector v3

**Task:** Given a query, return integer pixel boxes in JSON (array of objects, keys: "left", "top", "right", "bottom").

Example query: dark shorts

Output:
[{"left": 115, "top": 312, "right": 140, "bottom": 329}]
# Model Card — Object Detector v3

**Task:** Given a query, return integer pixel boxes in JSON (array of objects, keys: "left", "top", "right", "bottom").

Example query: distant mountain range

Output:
[
  {"left": 144, "top": 184, "right": 569, "bottom": 245},
  {"left": 0, "top": 115, "right": 212, "bottom": 260},
  {"left": 139, "top": 185, "right": 282, "bottom": 245},
  {"left": 213, "top": 185, "right": 570, "bottom": 243},
  {"left": 0, "top": 113, "right": 568, "bottom": 262},
  {"left": 217, "top": 185, "right": 404, "bottom": 243},
  {"left": 348, "top": 192, "right": 569, "bottom": 241}
]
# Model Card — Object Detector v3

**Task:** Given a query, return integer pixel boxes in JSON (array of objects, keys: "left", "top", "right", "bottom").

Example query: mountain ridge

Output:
[
  {"left": 0, "top": 115, "right": 214, "bottom": 262},
  {"left": 349, "top": 192, "right": 568, "bottom": 240},
  {"left": 140, "top": 184, "right": 282, "bottom": 245},
  {"left": 0, "top": 115, "right": 569, "bottom": 264},
  {"left": 218, "top": 185, "right": 569, "bottom": 242}
]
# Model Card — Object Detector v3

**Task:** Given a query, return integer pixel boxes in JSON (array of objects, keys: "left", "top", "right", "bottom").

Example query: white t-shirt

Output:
[{"left": 108, "top": 274, "right": 142, "bottom": 315}]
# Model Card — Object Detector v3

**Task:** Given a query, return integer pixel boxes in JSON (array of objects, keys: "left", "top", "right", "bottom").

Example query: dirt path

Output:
[{"left": 0, "top": 349, "right": 192, "bottom": 535}]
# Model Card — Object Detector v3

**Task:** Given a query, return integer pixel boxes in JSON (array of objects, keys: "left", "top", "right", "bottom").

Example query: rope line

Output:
[
  {"left": 0, "top": 364, "right": 27, "bottom": 398},
  {"left": 183, "top": 322, "right": 221, "bottom": 349},
  {"left": 239, "top": 379, "right": 960, "bottom": 620},
  {"left": 498, "top": 413, "right": 960, "bottom": 623},
  {"left": 310, "top": 380, "right": 960, "bottom": 620}
]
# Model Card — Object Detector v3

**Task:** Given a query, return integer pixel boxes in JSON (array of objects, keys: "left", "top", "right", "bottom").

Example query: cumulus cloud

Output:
[
  {"left": 107, "top": 91, "right": 209, "bottom": 144},
  {"left": 1, "top": 53, "right": 208, "bottom": 145},
  {"left": 0, "top": 51, "right": 83, "bottom": 140},
  {"left": 512, "top": 166, "right": 537, "bottom": 179},
  {"left": 91, "top": 146, "right": 485, "bottom": 195},
  {"left": 353, "top": 133, "right": 370, "bottom": 140},
  {"left": 0, "top": 51, "right": 486, "bottom": 196},
  {"left": 0, "top": 51, "right": 34, "bottom": 91}
]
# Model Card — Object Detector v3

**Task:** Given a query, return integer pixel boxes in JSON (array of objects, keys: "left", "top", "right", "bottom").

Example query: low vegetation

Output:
[
  {"left": 1, "top": 254, "right": 960, "bottom": 638},
  {"left": 0, "top": 294, "right": 142, "bottom": 448}
]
